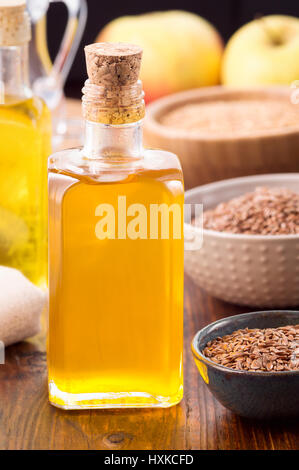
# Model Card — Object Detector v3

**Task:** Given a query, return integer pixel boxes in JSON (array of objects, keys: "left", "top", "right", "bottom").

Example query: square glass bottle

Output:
[{"left": 48, "top": 43, "right": 184, "bottom": 409}]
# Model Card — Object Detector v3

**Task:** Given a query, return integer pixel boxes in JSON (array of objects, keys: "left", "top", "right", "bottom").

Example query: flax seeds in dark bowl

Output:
[{"left": 192, "top": 310, "right": 299, "bottom": 419}]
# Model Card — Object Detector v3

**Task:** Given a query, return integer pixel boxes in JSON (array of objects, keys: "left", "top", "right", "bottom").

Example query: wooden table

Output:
[{"left": 0, "top": 275, "right": 298, "bottom": 450}]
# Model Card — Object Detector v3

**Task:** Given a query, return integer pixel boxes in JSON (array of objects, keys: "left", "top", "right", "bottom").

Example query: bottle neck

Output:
[
  {"left": 83, "top": 120, "right": 144, "bottom": 160},
  {"left": 81, "top": 79, "right": 145, "bottom": 160},
  {"left": 0, "top": 44, "right": 31, "bottom": 103}
]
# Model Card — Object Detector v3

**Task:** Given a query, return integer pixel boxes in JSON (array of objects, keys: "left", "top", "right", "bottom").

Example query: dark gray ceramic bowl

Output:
[{"left": 191, "top": 311, "right": 299, "bottom": 419}]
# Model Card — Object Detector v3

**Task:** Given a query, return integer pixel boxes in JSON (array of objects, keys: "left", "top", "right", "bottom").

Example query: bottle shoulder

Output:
[
  {"left": 48, "top": 147, "right": 183, "bottom": 185},
  {"left": 144, "top": 148, "right": 182, "bottom": 172}
]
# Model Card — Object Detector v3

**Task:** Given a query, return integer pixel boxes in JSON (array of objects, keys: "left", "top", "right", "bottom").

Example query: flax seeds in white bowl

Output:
[
  {"left": 184, "top": 174, "right": 299, "bottom": 307},
  {"left": 203, "top": 187, "right": 299, "bottom": 236}
]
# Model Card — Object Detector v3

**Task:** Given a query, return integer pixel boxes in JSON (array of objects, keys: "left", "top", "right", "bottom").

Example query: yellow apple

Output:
[
  {"left": 97, "top": 10, "right": 223, "bottom": 102},
  {"left": 222, "top": 15, "right": 299, "bottom": 86}
]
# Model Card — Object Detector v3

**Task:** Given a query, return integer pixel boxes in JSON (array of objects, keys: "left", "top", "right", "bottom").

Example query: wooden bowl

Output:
[{"left": 144, "top": 86, "right": 299, "bottom": 189}]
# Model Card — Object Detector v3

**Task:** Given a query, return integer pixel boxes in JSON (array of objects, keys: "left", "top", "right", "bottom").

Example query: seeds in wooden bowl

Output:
[
  {"left": 203, "top": 325, "right": 299, "bottom": 372},
  {"left": 160, "top": 100, "right": 299, "bottom": 136},
  {"left": 203, "top": 187, "right": 299, "bottom": 235}
]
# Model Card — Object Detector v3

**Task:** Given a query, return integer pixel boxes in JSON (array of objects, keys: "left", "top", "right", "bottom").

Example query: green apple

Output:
[{"left": 222, "top": 15, "right": 299, "bottom": 86}]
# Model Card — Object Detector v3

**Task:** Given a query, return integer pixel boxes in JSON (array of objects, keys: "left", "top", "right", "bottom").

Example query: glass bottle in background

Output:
[
  {"left": 0, "top": 1, "right": 51, "bottom": 288},
  {"left": 27, "top": 0, "right": 87, "bottom": 150},
  {"left": 48, "top": 43, "right": 184, "bottom": 409}
]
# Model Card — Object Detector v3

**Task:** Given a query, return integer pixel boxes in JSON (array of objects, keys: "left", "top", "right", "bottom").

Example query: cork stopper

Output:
[
  {"left": 0, "top": 0, "right": 31, "bottom": 46},
  {"left": 84, "top": 43, "right": 143, "bottom": 87}
]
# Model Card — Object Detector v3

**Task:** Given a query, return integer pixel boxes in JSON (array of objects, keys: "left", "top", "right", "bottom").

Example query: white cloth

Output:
[{"left": 0, "top": 266, "right": 46, "bottom": 346}]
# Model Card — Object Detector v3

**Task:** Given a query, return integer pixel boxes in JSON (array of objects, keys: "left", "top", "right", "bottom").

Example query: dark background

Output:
[{"left": 47, "top": 0, "right": 299, "bottom": 98}]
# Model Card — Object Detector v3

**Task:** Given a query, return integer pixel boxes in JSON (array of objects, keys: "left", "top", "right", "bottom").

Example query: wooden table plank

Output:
[{"left": 0, "top": 275, "right": 298, "bottom": 450}]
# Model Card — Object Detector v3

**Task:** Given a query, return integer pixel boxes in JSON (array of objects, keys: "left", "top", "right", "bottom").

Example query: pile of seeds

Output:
[
  {"left": 203, "top": 324, "right": 299, "bottom": 372},
  {"left": 160, "top": 100, "right": 299, "bottom": 136},
  {"left": 203, "top": 187, "right": 299, "bottom": 235}
]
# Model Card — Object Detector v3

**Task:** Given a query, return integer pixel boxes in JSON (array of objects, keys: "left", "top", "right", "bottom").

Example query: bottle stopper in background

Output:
[{"left": 0, "top": 0, "right": 31, "bottom": 46}]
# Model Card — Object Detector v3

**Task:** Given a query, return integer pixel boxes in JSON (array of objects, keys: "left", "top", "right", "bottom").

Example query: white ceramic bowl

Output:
[{"left": 184, "top": 174, "right": 299, "bottom": 307}]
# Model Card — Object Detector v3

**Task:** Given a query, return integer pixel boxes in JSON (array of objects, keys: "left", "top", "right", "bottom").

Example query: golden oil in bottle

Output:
[
  {"left": 48, "top": 43, "right": 184, "bottom": 409},
  {"left": 0, "top": 2, "right": 51, "bottom": 287}
]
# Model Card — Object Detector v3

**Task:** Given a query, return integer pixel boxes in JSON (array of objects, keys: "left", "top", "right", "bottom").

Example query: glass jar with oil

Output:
[
  {"left": 48, "top": 43, "right": 184, "bottom": 409},
  {"left": 0, "top": 1, "right": 51, "bottom": 288}
]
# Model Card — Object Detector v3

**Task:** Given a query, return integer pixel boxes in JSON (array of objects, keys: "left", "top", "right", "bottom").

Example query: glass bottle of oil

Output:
[
  {"left": 48, "top": 43, "right": 184, "bottom": 409},
  {"left": 0, "top": 1, "right": 51, "bottom": 288}
]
